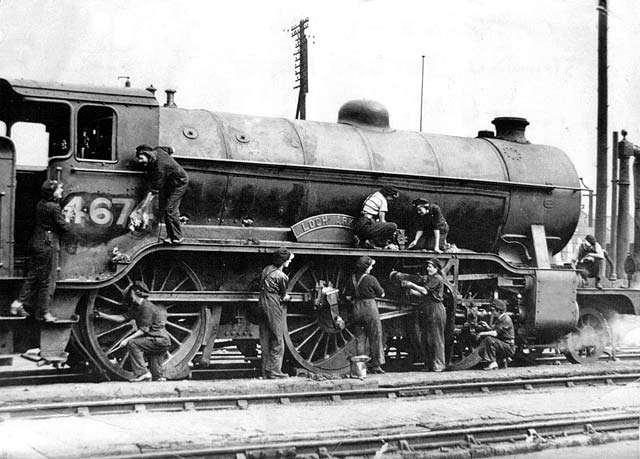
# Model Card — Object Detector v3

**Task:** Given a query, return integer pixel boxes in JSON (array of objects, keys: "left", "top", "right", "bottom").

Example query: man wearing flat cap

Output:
[
  {"left": 354, "top": 185, "right": 399, "bottom": 249},
  {"left": 408, "top": 198, "right": 449, "bottom": 253},
  {"left": 135, "top": 144, "right": 189, "bottom": 244},
  {"left": 475, "top": 298, "right": 516, "bottom": 370},
  {"left": 95, "top": 280, "right": 171, "bottom": 382}
]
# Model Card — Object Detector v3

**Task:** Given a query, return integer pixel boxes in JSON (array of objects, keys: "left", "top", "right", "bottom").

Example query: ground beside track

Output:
[
  {"left": 1, "top": 361, "right": 640, "bottom": 458},
  {"left": 2, "top": 358, "right": 640, "bottom": 407},
  {"left": 1, "top": 376, "right": 640, "bottom": 458}
]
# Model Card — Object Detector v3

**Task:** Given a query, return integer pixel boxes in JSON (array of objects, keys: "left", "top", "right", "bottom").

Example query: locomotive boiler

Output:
[{"left": 0, "top": 77, "right": 624, "bottom": 380}]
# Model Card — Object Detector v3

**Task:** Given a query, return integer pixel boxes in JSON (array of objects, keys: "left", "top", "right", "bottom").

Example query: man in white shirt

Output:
[
  {"left": 572, "top": 235, "right": 604, "bottom": 289},
  {"left": 354, "top": 185, "right": 399, "bottom": 248}
]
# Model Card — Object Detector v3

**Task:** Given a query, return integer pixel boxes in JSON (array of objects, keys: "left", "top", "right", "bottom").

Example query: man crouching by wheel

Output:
[
  {"left": 95, "top": 281, "right": 171, "bottom": 382},
  {"left": 476, "top": 299, "right": 516, "bottom": 370}
]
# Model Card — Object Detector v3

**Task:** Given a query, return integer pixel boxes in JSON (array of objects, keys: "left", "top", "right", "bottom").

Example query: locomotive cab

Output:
[{"left": 0, "top": 78, "right": 158, "bottom": 281}]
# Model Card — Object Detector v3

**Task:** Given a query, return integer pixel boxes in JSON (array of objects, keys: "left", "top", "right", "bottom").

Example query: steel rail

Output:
[
  {"left": 1, "top": 372, "right": 639, "bottom": 421},
  {"left": 93, "top": 411, "right": 640, "bottom": 459}
]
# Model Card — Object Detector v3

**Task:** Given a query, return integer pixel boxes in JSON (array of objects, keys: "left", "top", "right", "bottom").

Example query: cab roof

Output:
[{"left": 0, "top": 78, "right": 159, "bottom": 106}]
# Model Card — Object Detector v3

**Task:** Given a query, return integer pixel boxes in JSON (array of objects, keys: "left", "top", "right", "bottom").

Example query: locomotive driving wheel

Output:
[
  {"left": 284, "top": 262, "right": 357, "bottom": 374},
  {"left": 563, "top": 307, "right": 610, "bottom": 364},
  {"left": 81, "top": 258, "right": 208, "bottom": 380}
]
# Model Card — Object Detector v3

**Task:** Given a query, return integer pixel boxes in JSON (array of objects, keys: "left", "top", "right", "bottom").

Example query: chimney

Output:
[
  {"left": 492, "top": 117, "right": 529, "bottom": 144},
  {"left": 164, "top": 89, "right": 177, "bottom": 108}
]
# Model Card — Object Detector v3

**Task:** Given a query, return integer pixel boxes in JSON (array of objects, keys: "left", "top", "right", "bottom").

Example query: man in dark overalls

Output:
[
  {"left": 476, "top": 299, "right": 516, "bottom": 370},
  {"left": 396, "top": 259, "right": 446, "bottom": 372},
  {"left": 96, "top": 281, "right": 171, "bottom": 382},
  {"left": 10, "top": 179, "right": 72, "bottom": 322},
  {"left": 135, "top": 145, "right": 189, "bottom": 244},
  {"left": 345, "top": 256, "right": 386, "bottom": 373},
  {"left": 257, "top": 247, "right": 294, "bottom": 379}
]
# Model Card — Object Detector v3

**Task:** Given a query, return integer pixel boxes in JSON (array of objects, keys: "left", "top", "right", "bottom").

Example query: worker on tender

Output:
[
  {"left": 354, "top": 185, "right": 399, "bottom": 249},
  {"left": 407, "top": 197, "right": 449, "bottom": 253},
  {"left": 476, "top": 299, "right": 516, "bottom": 370},
  {"left": 135, "top": 144, "right": 189, "bottom": 245}
]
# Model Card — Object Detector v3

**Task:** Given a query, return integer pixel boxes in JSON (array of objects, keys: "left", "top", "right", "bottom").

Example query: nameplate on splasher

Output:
[{"left": 291, "top": 214, "right": 355, "bottom": 244}]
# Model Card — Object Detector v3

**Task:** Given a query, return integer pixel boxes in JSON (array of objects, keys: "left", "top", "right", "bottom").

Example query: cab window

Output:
[
  {"left": 77, "top": 105, "right": 116, "bottom": 161},
  {"left": 9, "top": 101, "right": 71, "bottom": 169}
]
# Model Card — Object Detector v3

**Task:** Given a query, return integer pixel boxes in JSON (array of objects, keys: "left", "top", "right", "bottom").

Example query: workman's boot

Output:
[
  {"left": 266, "top": 372, "right": 289, "bottom": 379},
  {"left": 484, "top": 361, "right": 498, "bottom": 371},
  {"left": 10, "top": 300, "right": 29, "bottom": 317},
  {"left": 42, "top": 312, "right": 58, "bottom": 323},
  {"left": 129, "top": 371, "right": 152, "bottom": 382}
]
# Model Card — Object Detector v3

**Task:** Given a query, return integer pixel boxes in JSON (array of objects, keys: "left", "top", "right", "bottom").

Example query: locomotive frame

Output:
[{"left": 0, "top": 77, "right": 637, "bottom": 380}]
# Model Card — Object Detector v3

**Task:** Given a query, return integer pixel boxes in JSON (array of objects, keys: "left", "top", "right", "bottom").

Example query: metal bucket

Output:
[{"left": 349, "top": 355, "right": 371, "bottom": 378}]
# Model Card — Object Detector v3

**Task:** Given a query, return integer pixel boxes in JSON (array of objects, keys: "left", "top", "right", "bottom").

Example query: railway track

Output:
[
  {"left": 1, "top": 371, "right": 639, "bottom": 421},
  {"left": 78, "top": 411, "right": 640, "bottom": 459}
]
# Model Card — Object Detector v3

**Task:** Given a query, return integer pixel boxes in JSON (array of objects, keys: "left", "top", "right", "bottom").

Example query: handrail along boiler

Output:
[{"left": 0, "top": 78, "right": 630, "bottom": 379}]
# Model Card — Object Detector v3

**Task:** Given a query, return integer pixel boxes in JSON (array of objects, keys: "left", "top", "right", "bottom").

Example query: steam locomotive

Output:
[{"left": 0, "top": 77, "right": 635, "bottom": 380}]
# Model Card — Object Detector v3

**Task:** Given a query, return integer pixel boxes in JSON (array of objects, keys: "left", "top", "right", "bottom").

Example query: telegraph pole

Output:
[
  {"left": 595, "top": 0, "right": 608, "bottom": 245},
  {"left": 419, "top": 55, "right": 425, "bottom": 132},
  {"left": 291, "top": 18, "right": 309, "bottom": 120}
]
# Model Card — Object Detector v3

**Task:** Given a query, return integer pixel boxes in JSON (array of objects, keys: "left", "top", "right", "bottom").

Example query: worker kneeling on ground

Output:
[
  {"left": 476, "top": 299, "right": 516, "bottom": 370},
  {"left": 95, "top": 281, "right": 171, "bottom": 382}
]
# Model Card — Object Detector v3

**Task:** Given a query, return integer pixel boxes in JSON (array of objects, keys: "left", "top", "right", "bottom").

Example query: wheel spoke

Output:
[
  {"left": 334, "top": 268, "right": 342, "bottom": 289},
  {"left": 322, "top": 334, "right": 330, "bottom": 358},
  {"left": 96, "top": 321, "right": 135, "bottom": 340},
  {"left": 151, "top": 267, "right": 158, "bottom": 290},
  {"left": 160, "top": 267, "right": 177, "bottom": 291},
  {"left": 166, "top": 330, "right": 181, "bottom": 346},
  {"left": 167, "top": 312, "right": 201, "bottom": 318},
  {"left": 296, "top": 278, "right": 311, "bottom": 293},
  {"left": 307, "top": 332, "right": 325, "bottom": 362},
  {"left": 166, "top": 321, "right": 193, "bottom": 335},
  {"left": 309, "top": 269, "right": 320, "bottom": 286},
  {"left": 172, "top": 276, "right": 190, "bottom": 292},
  {"left": 138, "top": 266, "right": 146, "bottom": 288},
  {"left": 116, "top": 351, "right": 131, "bottom": 369},
  {"left": 97, "top": 295, "right": 123, "bottom": 307},
  {"left": 289, "top": 320, "right": 318, "bottom": 336},
  {"left": 296, "top": 327, "right": 321, "bottom": 352}
]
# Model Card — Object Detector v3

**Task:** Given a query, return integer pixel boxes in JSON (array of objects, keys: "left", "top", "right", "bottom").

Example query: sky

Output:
[{"left": 1, "top": 0, "right": 639, "bottom": 193}]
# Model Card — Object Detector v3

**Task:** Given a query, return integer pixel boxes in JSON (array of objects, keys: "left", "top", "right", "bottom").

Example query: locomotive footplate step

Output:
[
  {"left": 0, "top": 355, "right": 12, "bottom": 366},
  {"left": 39, "top": 314, "right": 79, "bottom": 325}
]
